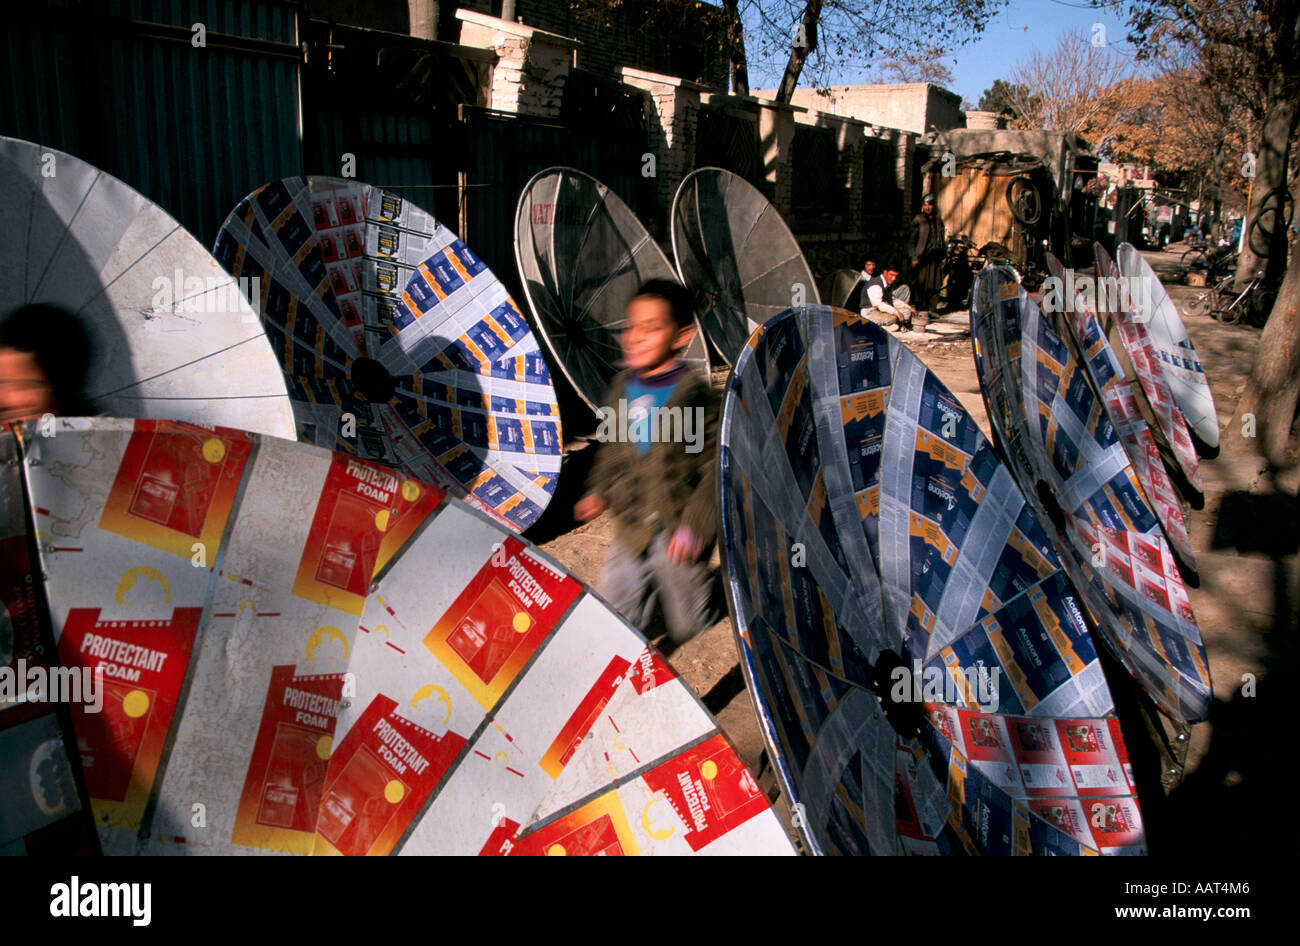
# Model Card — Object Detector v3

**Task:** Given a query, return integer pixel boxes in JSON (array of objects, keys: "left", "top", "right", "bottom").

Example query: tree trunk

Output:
[
  {"left": 1230, "top": 248, "right": 1300, "bottom": 468},
  {"left": 775, "top": 0, "right": 822, "bottom": 105},
  {"left": 1234, "top": 79, "right": 1298, "bottom": 289},
  {"left": 722, "top": 0, "right": 749, "bottom": 96}
]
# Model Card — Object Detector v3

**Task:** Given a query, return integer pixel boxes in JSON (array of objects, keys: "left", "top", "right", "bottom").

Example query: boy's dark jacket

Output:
[{"left": 585, "top": 366, "right": 720, "bottom": 556}]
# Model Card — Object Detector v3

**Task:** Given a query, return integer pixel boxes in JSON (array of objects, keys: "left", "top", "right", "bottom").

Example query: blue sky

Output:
[
  {"left": 946, "top": 0, "right": 1139, "bottom": 104},
  {"left": 743, "top": 0, "right": 1144, "bottom": 105}
]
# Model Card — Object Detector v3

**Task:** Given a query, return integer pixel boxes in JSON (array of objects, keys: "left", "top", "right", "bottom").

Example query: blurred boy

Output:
[
  {"left": 574, "top": 279, "right": 720, "bottom": 645},
  {"left": 0, "top": 304, "right": 96, "bottom": 423}
]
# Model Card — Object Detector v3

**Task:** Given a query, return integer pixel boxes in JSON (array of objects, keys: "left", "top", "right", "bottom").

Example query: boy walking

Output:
[{"left": 574, "top": 279, "right": 720, "bottom": 645}]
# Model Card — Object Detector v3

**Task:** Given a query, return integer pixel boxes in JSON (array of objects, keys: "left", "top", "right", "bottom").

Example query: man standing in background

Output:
[{"left": 908, "top": 194, "right": 946, "bottom": 323}]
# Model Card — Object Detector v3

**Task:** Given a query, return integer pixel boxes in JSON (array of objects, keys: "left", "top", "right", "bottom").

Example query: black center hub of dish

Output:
[
  {"left": 351, "top": 357, "right": 395, "bottom": 403},
  {"left": 869, "top": 648, "right": 923, "bottom": 739},
  {"left": 563, "top": 314, "right": 587, "bottom": 346},
  {"left": 1035, "top": 480, "right": 1066, "bottom": 534}
]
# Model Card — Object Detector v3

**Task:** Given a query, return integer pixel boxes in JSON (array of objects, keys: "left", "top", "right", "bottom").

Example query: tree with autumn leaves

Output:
[
  {"left": 1106, "top": 53, "right": 1254, "bottom": 231},
  {"left": 1121, "top": 1, "right": 1300, "bottom": 474}
]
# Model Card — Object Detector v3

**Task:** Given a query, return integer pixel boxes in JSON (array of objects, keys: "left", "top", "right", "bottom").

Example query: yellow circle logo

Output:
[
  {"left": 305, "top": 626, "right": 349, "bottom": 662},
  {"left": 546, "top": 843, "right": 566, "bottom": 856},
  {"left": 384, "top": 780, "right": 405, "bottom": 804},
  {"left": 401, "top": 481, "right": 421, "bottom": 502},
  {"left": 202, "top": 438, "right": 226, "bottom": 463},
  {"left": 114, "top": 567, "right": 171, "bottom": 607},
  {"left": 122, "top": 690, "right": 150, "bottom": 718},
  {"left": 411, "top": 684, "right": 452, "bottom": 725},
  {"left": 700, "top": 760, "right": 718, "bottom": 780},
  {"left": 512, "top": 612, "right": 531, "bottom": 634},
  {"left": 374, "top": 509, "right": 391, "bottom": 532},
  {"left": 642, "top": 800, "right": 675, "bottom": 841},
  {"left": 316, "top": 736, "right": 333, "bottom": 760}
]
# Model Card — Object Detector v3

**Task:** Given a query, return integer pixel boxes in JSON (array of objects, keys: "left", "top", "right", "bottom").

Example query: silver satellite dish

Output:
[
  {"left": 971, "top": 266, "right": 1211, "bottom": 724},
  {"left": 0, "top": 137, "right": 295, "bottom": 437},
  {"left": 216, "top": 177, "right": 562, "bottom": 534},
  {"left": 1115, "top": 243, "right": 1219, "bottom": 449},
  {"left": 5, "top": 418, "right": 796, "bottom": 856},
  {"left": 820, "top": 268, "right": 864, "bottom": 309},
  {"left": 514, "top": 167, "right": 710, "bottom": 415},
  {"left": 1043, "top": 252, "right": 1194, "bottom": 568},
  {"left": 720, "top": 304, "right": 1145, "bottom": 854},
  {"left": 671, "top": 168, "right": 818, "bottom": 365},
  {"left": 1094, "top": 243, "right": 1202, "bottom": 493}
]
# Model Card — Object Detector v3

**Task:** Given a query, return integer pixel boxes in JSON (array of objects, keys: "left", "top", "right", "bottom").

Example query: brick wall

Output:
[
  {"left": 621, "top": 69, "right": 708, "bottom": 227},
  {"left": 458, "top": 10, "right": 576, "bottom": 118}
]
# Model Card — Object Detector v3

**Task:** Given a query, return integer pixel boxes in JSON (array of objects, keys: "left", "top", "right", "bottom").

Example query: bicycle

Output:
[
  {"left": 1006, "top": 175, "right": 1042, "bottom": 228},
  {"left": 940, "top": 236, "right": 1024, "bottom": 311},
  {"left": 939, "top": 234, "right": 979, "bottom": 311},
  {"left": 1181, "top": 243, "right": 1236, "bottom": 283},
  {"left": 1180, "top": 242, "right": 1212, "bottom": 270},
  {"left": 1185, "top": 271, "right": 1276, "bottom": 325}
]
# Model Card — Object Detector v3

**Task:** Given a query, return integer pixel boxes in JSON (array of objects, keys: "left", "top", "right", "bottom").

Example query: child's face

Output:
[
  {"left": 621, "top": 296, "right": 693, "bottom": 373},
  {"left": 0, "top": 347, "right": 55, "bottom": 423}
]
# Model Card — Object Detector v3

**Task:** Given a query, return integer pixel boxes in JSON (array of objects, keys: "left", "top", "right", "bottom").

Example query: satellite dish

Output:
[
  {"left": 1116, "top": 243, "right": 1219, "bottom": 449},
  {"left": 819, "top": 268, "right": 863, "bottom": 309},
  {"left": 1095, "top": 245, "right": 1202, "bottom": 491},
  {"left": 0, "top": 137, "right": 294, "bottom": 437},
  {"left": 215, "top": 177, "right": 561, "bottom": 534},
  {"left": 720, "top": 304, "right": 1144, "bottom": 855},
  {"left": 514, "top": 167, "right": 710, "bottom": 415},
  {"left": 672, "top": 168, "right": 818, "bottom": 365},
  {"left": 1044, "top": 253, "right": 1194, "bottom": 568},
  {"left": 972, "top": 267, "right": 1211, "bottom": 724},
  {"left": 7, "top": 417, "right": 795, "bottom": 856}
]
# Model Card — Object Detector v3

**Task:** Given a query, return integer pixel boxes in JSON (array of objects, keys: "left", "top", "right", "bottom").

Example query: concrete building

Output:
[{"left": 758, "top": 82, "right": 965, "bottom": 135}]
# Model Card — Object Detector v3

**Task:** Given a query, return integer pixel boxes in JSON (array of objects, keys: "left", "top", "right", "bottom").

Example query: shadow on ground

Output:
[{"left": 1157, "top": 488, "right": 1300, "bottom": 855}]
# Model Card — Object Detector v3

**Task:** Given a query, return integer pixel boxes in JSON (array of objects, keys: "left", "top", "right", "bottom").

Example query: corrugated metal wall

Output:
[
  {"left": 297, "top": 20, "right": 491, "bottom": 224},
  {"left": 2, "top": 0, "right": 303, "bottom": 246}
]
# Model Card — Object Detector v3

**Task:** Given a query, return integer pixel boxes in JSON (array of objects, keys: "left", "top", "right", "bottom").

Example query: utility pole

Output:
[{"left": 409, "top": 0, "right": 439, "bottom": 39}]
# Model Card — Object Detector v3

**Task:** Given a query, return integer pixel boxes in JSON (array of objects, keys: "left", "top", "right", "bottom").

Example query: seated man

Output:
[{"left": 859, "top": 261, "right": 918, "bottom": 331}]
